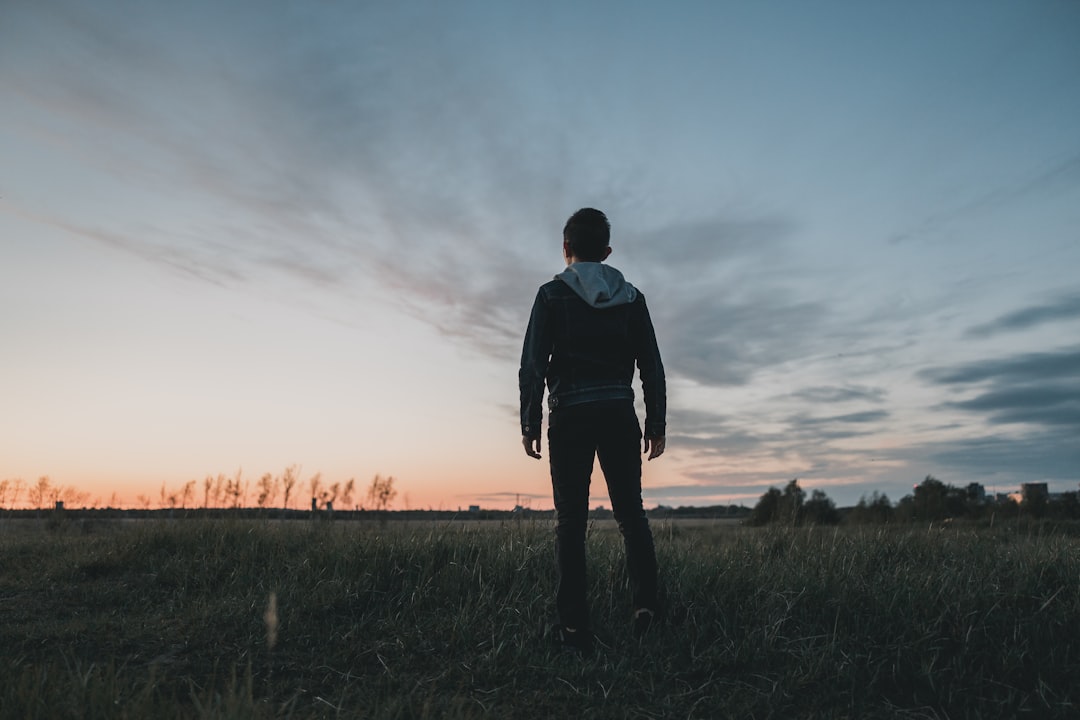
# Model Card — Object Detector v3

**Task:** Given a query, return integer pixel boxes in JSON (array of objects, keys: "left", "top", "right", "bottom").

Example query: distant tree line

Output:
[
  {"left": 748, "top": 479, "right": 840, "bottom": 526},
  {"left": 750, "top": 475, "right": 1080, "bottom": 526},
  {"left": 0, "top": 468, "right": 398, "bottom": 514}
]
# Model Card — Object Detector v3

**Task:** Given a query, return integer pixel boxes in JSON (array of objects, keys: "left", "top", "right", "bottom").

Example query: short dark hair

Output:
[{"left": 563, "top": 208, "right": 610, "bottom": 262}]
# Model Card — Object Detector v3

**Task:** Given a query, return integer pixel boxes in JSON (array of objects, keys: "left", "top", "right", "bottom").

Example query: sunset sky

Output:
[{"left": 2, "top": 1, "right": 1078, "bottom": 510}]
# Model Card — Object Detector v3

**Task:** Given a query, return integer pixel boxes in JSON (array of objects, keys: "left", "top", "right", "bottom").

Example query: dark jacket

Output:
[{"left": 519, "top": 262, "right": 666, "bottom": 439}]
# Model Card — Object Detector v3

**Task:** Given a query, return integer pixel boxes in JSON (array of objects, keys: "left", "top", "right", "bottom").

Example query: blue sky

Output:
[{"left": 2, "top": 1, "right": 1078, "bottom": 508}]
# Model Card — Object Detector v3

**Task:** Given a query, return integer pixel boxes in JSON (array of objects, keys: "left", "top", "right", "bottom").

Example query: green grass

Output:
[{"left": 1, "top": 518, "right": 1078, "bottom": 718}]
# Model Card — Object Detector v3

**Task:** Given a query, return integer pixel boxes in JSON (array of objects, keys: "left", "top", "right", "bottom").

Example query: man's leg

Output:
[
  {"left": 548, "top": 407, "right": 597, "bottom": 631},
  {"left": 597, "top": 403, "right": 658, "bottom": 616}
]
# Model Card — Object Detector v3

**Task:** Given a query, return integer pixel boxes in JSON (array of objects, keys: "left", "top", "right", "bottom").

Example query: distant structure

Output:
[
  {"left": 966, "top": 483, "right": 986, "bottom": 503},
  {"left": 468, "top": 505, "right": 480, "bottom": 514},
  {"left": 1021, "top": 483, "right": 1049, "bottom": 503}
]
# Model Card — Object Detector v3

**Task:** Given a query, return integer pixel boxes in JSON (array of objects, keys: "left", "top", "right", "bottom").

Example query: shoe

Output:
[
  {"left": 549, "top": 623, "right": 594, "bottom": 654},
  {"left": 632, "top": 608, "right": 655, "bottom": 638}
]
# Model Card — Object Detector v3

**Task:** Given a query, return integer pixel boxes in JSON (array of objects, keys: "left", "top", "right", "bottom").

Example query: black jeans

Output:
[{"left": 548, "top": 400, "right": 658, "bottom": 630}]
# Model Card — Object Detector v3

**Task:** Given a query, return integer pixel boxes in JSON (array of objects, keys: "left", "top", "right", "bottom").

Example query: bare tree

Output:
[
  {"left": 9, "top": 479, "right": 25, "bottom": 509},
  {"left": 257, "top": 473, "right": 279, "bottom": 508},
  {"left": 60, "top": 487, "right": 90, "bottom": 508},
  {"left": 340, "top": 478, "right": 356, "bottom": 509},
  {"left": 281, "top": 466, "right": 298, "bottom": 510},
  {"left": 212, "top": 474, "right": 226, "bottom": 507},
  {"left": 224, "top": 468, "right": 246, "bottom": 508},
  {"left": 235, "top": 468, "right": 249, "bottom": 507},
  {"left": 367, "top": 475, "right": 398, "bottom": 514},
  {"left": 181, "top": 480, "right": 196, "bottom": 509},
  {"left": 29, "top": 477, "right": 51, "bottom": 508}
]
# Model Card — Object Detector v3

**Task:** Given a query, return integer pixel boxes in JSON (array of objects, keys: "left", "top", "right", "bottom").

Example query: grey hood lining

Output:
[{"left": 555, "top": 262, "right": 638, "bottom": 308}]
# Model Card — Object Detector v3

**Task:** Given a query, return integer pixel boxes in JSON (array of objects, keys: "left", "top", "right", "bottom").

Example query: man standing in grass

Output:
[{"left": 519, "top": 207, "right": 667, "bottom": 652}]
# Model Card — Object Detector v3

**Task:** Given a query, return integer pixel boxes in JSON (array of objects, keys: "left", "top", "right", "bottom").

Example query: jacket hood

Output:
[{"left": 555, "top": 262, "right": 638, "bottom": 308}]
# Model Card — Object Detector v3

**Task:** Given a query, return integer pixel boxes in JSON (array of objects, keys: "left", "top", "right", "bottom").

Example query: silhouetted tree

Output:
[
  {"left": 212, "top": 474, "right": 226, "bottom": 507},
  {"left": 913, "top": 475, "right": 949, "bottom": 521},
  {"left": 749, "top": 487, "right": 782, "bottom": 526},
  {"left": 340, "top": 478, "right": 356, "bottom": 509},
  {"left": 281, "top": 466, "right": 298, "bottom": 510},
  {"left": 257, "top": 473, "right": 277, "bottom": 508},
  {"left": 850, "top": 491, "right": 893, "bottom": 524},
  {"left": 803, "top": 489, "right": 840, "bottom": 525},
  {"left": 308, "top": 472, "right": 323, "bottom": 509},
  {"left": 181, "top": 480, "right": 195, "bottom": 509},
  {"left": 2, "top": 478, "right": 25, "bottom": 509},
  {"left": 779, "top": 479, "right": 805, "bottom": 525},
  {"left": 29, "top": 477, "right": 51, "bottom": 509},
  {"left": 368, "top": 475, "right": 398, "bottom": 518}
]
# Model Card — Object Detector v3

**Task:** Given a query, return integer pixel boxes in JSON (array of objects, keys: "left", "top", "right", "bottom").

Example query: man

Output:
[{"left": 519, "top": 207, "right": 667, "bottom": 652}]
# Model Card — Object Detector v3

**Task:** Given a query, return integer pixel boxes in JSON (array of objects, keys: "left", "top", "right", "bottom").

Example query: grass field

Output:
[{"left": 1, "top": 517, "right": 1078, "bottom": 719}]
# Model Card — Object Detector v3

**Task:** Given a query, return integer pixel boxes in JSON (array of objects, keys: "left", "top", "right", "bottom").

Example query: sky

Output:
[{"left": 2, "top": 1, "right": 1078, "bottom": 510}]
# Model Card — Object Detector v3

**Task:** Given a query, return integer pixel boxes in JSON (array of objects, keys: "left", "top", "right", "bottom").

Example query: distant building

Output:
[
  {"left": 1021, "top": 483, "right": 1049, "bottom": 503},
  {"left": 468, "top": 505, "right": 480, "bottom": 513}
]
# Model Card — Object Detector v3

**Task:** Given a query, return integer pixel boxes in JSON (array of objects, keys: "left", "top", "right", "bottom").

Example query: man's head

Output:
[{"left": 563, "top": 208, "right": 612, "bottom": 263}]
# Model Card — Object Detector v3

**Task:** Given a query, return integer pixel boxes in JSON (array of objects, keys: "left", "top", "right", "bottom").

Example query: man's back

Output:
[
  {"left": 519, "top": 207, "right": 666, "bottom": 649},
  {"left": 520, "top": 268, "right": 665, "bottom": 440}
]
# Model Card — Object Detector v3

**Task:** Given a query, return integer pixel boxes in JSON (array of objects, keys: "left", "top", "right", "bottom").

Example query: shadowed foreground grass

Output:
[{"left": 1, "top": 518, "right": 1078, "bottom": 719}]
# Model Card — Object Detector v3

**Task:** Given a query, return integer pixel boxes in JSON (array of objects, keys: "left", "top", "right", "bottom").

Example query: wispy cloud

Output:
[
  {"left": 788, "top": 385, "right": 888, "bottom": 404},
  {"left": 912, "top": 346, "right": 1080, "bottom": 482},
  {"left": 918, "top": 346, "right": 1080, "bottom": 387},
  {"left": 944, "top": 386, "right": 1080, "bottom": 426},
  {"left": 921, "top": 430, "right": 1080, "bottom": 486},
  {"left": 966, "top": 293, "right": 1080, "bottom": 338},
  {"left": 796, "top": 410, "right": 890, "bottom": 425}
]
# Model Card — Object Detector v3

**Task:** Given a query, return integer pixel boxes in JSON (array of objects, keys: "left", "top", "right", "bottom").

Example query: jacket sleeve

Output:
[
  {"left": 519, "top": 288, "right": 551, "bottom": 438},
  {"left": 634, "top": 294, "right": 667, "bottom": 438}
]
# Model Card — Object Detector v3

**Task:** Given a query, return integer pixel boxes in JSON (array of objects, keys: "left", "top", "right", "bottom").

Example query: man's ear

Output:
[{"left": 603, "top": 246, "right": 612, "bottom": 261}]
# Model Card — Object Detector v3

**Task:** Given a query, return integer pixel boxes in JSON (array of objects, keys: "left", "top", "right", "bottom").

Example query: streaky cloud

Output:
[
  {"left": 924, "top": 429, "right": 1080, "bottom": 483},
  {"left": 918, "top": 346, "right": 1080, "bottom": 385},
  {"left": 920, "top": 346, "right": 1080, "bottom": 434},
  {"left": 789, "top": 385, "right": 887, "bottom": 404},
  {"left": 797, "top": 410, "right": 890, "bottom": 425},
  {"left": 966, "top": 293, "right": 1080, "bottom": 338}
]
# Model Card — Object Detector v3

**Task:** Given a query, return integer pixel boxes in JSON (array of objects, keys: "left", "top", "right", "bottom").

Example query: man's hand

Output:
[
  {"left": 644, "top": 435, "right": 666, "bottom": 461},
  {"left": 523, "top": 435, "right": 542, "bottom": 459}
]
